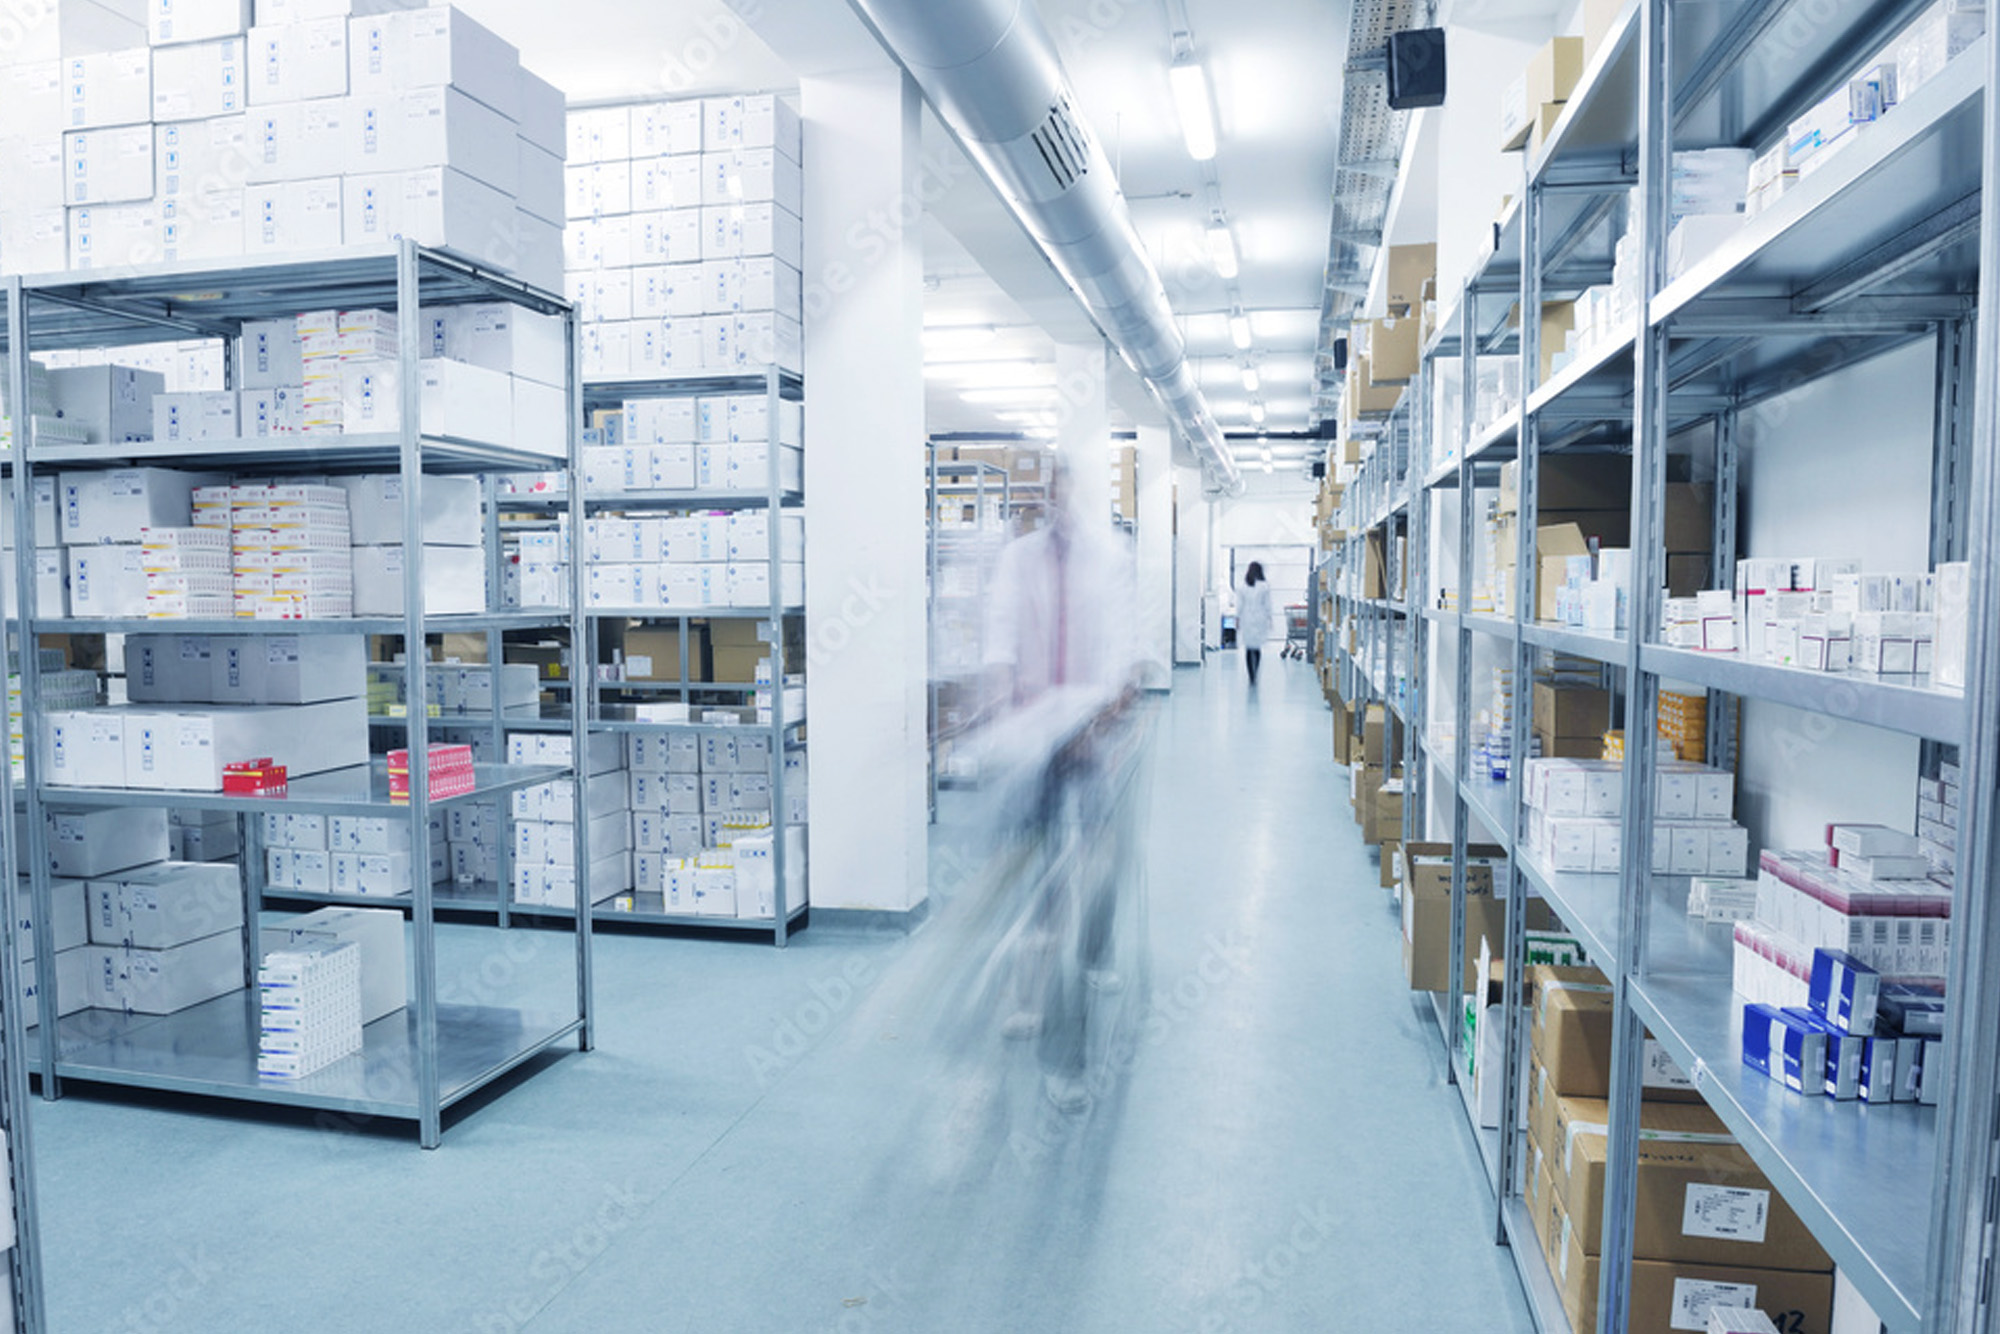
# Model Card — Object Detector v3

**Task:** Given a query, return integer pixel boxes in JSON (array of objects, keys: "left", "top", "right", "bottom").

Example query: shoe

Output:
[
  {"left": 1044, "top": 1072, "right": 1089, "bottom": 1113},
  {"left": 1002, "top": 1011, "right": 1042, "bottom": 1040},
  {"left": 1086, "top": 968, "right": 1124, "bottom": 994}
]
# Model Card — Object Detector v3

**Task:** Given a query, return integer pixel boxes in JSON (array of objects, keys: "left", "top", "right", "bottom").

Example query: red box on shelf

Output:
[
  {"left": 388, "top": 744, "right": 476, "bottom": 803},
  {"left": 222, "top": 758, "right": 289, "bottom": 796}
]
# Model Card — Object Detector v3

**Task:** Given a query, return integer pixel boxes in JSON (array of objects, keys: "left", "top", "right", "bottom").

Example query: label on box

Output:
[
  {"left": 1669, "top": 1277, "right": 1756, "bottom": 1331},
  {"left": 1680, "top": 1183, "right": 1769, "bottom": 1242}
]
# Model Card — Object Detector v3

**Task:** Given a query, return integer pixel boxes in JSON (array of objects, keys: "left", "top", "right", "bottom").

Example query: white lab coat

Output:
[
  {"left": 1236, "top": 580, "right": 1275, "bottom": 648},
  {"left": 984, "top": 517, "right": 1141, "bottom": 706}
]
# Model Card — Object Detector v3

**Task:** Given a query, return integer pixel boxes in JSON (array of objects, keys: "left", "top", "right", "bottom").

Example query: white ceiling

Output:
[{"left": 454, "top": 0, "right": 1341, "bottom": 481}]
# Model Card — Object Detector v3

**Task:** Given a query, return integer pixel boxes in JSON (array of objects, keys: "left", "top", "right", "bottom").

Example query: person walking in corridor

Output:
[{"left": 1237, "top": 562, "right": 1273, "bottom": 686}]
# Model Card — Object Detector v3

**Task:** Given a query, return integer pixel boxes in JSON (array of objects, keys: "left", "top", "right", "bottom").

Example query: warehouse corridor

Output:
[{"left": 32, "top": 658, "right": 1531, "bottom": 1332}]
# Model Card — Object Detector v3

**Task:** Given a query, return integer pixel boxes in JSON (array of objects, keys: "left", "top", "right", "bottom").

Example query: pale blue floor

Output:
[{"left": 32, "top": 655, "right": 1533, "bottom": 1332}]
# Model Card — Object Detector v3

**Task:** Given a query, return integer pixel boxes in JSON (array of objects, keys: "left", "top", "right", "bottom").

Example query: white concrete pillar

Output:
[
  {"left": 1135, "top": 424, "right": 1172, "bottom": 685},
  {"left": 801, "top": 69, "right": 928, "bottom": 914},
  {"left": 1055, "top": 342, "right": 1110, "bottom": 525},
  {"left": 1173, "top": 465, "right": 1206, "bottom": 664}
]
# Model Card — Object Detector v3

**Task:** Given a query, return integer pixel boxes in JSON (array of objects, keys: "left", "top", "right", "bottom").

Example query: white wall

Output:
[
  {"left": 1135, "top": 425, "right": 1173, "bottom": 684},
  {"left": 1173, "top": 466, "right": 1208, "bottom": 664},
  {"left": 1732, "top": 340, "right": 1935, "bottom": 849}
]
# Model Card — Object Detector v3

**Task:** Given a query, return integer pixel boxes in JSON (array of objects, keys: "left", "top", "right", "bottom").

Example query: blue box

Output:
[
  {"left": 1808, "top": 948, "right": 1879, "bottom": 1035},
  {"left": 1742, "top": 1003, "right": 1828, "bottom": 1094},
  {"left": 1785, "top": 1007, "right": 1862, "bottom": 1100},
  {"left": 1859, "top": 1036, "right": 1900, "bottom": 1103}
]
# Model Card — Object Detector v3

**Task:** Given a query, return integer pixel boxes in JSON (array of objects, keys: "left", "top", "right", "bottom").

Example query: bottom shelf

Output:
[
  {"left": 262, "top": 884, "right": 810, "bottom": 934},
  {"left": 1501, "top": 1196, "right": 1574, "bottom": 1334},
  {"left": 34, "top": 991, "right": 583, "bottom": 1123}
]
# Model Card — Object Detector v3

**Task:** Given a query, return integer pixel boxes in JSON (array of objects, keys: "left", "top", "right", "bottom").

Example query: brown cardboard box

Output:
[
  {"left": 1330, "top": 698, "right": 1355, "bottom": 765},
  {"left": 1347, "top": 354, "right": 1403, "bottom": 414},
  {"left": 1361, "top": 703, "right": 1398, "bottom": 767},
  {"left": 1555, "top": 1189, "right": 1835, "bottom": 1334},
  {"left": 1380, "top": 841, "right": 1400, "bottom": 888},
  {"left": 1385, "top": 243, "right": 1436, "bottom": 316},
  {"left": 1526, "top": 100, "right": 1566, "bottom": 158},
  {"left": 1583, "top": 0, "right": 1624, "bottom": 62},
  {"left": 1664, "top": 483, "right": 1715, "bottom": 552},
  {"left": 1399, "top": 841, "right": 1510, "bottom": 992},
  {"left": 1562, "top": 1120, "right": 1831, "bottom": 1271},
  {"left": 1547, "top": 1095, "right": 1730, "bottom": 1204},
  {"left": 1536, "top": 727, "right": 1606, "bottom": 760},
  {"left": 439, "top": 633, "right": 490, "bottom": 664},
  {"left": 1533, "top": 1153, "right": 1563, "bottom": 1274},
  {"left": 1526, "top": 38, "right": 1586, "bottom": 109},
  {"left": 623, "top": 625, "right": 707, "bottom": 682},
  {"left": 1537, "top": 456, "right": 1633, "bottom": 511},
  {"left": 1534, "top": 683, "right": 1612, "bottom": 739},
  {"left": 1528, "top": 968, "right": 1615, "bottom": 1097},
  {"left": 1364, "top": 532, "right": 1388, "bottom": 598},
  {"left": 1542, "top": 508, "right": 1633, "bottom": 548},
  {"left": 1538, "top": 302, "right": 1577, "bottom": 385},
  {"left": 1367, "top": 779, "right": 1404, "bottom": 845},
  {"left": 1667, "top": 553, "right": 1712, "bottom": 598},
  {"left": 1364, "top": 316, "right": 1422, "bottom": 384}
]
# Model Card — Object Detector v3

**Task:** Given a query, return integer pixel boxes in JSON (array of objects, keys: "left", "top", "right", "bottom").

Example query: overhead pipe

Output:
[{"left": 847, "top": 0, "right": 1246, "bottom": 496}]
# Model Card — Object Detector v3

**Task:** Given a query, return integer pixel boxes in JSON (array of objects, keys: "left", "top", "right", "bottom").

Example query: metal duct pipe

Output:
[{"left": 849, "top": 0, "right": 1245, "bottom": 495}]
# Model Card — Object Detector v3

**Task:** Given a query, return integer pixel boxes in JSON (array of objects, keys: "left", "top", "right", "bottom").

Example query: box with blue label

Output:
[
  {"left": 1783, "top": 1008, "right": 1861, "bottom": 1100},
  {"left": 1807, "top": 948, "right": 1879, "bottom": 1035},
  {"left": 1741, "top": 1003, "right": 1826, "bottom": 1094}
]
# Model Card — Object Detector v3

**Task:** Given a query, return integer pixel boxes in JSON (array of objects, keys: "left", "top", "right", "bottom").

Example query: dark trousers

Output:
[{"left": 1246, "top": 648, "right": 1263, "bottom": 684}]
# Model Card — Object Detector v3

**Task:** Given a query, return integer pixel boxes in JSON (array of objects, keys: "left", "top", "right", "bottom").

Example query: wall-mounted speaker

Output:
[{"left": 1387, "top": 29, "right": 1447, "bottom": 110}]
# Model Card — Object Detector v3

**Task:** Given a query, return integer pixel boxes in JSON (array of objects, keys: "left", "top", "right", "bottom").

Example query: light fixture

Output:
[
  {"left": 923, "top": 324, "right": 998, "bottom": 352},
  {"left": 961, "top": 387, "right": 1059, "bottom": 406},
  {"left": 1240, "top": 364, "right": 1260, "bottom": 393},
  {"left": 1229, "top": 311, "right": 1252, "bottom": 350},
  {"left": 1168, "top": 55, "right": 1218, "bottom": 162},
  {"left": 1206, "top": 222, "right": 1239, "bottom": 279},
  {"left": 1251, "top": 401, "right": 1266, "bottom": 424},
  {"left": 933, "top": 362, "right": 1057, "bottom": 389},
  {"left": 1262, "top": 456, "right": 1274, "bottom": 475},
  {"left": 1261, "top": 446, "right": 1274, "bottom": 464}
]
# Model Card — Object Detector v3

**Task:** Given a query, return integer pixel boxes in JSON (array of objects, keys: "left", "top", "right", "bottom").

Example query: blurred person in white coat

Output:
[
  {"left": 980, "top": 459, "right": 1149, "bottom": 1113},
  {"left": 1236, "top": 561, "right": 1274, "bottom": 686}
]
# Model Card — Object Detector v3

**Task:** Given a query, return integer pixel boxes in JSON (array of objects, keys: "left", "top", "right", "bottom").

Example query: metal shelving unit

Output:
[
  {"left": 1351, "top": 1, "right": 2000, "bottom": 1329},
  {"left": 924, "top": 448, "right": 1011, "bottom": 816},
  {"left": 5, "top": 242, "right": 594, "bottom": 1151},
  {"left": 569, "top": 367, "right": 808, "bottom": 946}
]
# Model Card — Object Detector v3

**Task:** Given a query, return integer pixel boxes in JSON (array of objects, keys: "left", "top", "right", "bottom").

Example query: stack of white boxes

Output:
[
  {"left": 12, "top": 869, "right": 90, "bottom": 1028},
  {"left": 257, "top": 938, "right": 362, "bottom": 1079},
  {"left": 0, "top": 0, "right": 567, "bottom": 288},
  {"left": 1917, "top": 757, "right": 1961, "bottom": 889},
  {"left": 260, "top": 904, "right": 405, "bottom": 1022},
  {"left": 170, "top": 808, "right": 241, "bottom": 862},
  {"left": 508, "top": 731, "right": 630, "bottom": 908},
  {"left": 1520, "top": 755, "right": 1752, "bottom": 877},
  {"left": 264, "top": 810, "right": 448, "bottom": 897},
  {"left": 206, "top": 481, "right": 352, "bottom": 618},
  {"left": 61, "top": 466, "right": 211, "bottom": 618},
  {"left": 86, "top": 858, "right": 243, "bottom": 1015},
  {"left": 27, "top": 807, "right": 172, "bottom": 1019},
  {"left": 446, "top": 799, "right": 504, "bottom": 886},
  {"left": 9, "top": 652, "right": 97, "bottom": 781},
  {"left": 627, "top": 730, "right": 805, "bottom": 919},
  {"left": 340, "top": 471, "right": 486, "bottom": 616},
  {"left": 581, "top": 509, "right": 804, "bottom": 612},
  {"left": 566, "top": 95, "right": 804, "bottom": 378},
  {"left": 1721, "top": 558, "right": 1949, "bottom": 675},
  {"left": 593, "top": 393, "right": 806, "bottom": 496}
]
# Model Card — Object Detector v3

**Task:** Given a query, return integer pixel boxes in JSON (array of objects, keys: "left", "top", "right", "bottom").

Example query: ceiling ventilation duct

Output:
[{"left": 848, "top": 0, "right": 1245, "bottom": 497}]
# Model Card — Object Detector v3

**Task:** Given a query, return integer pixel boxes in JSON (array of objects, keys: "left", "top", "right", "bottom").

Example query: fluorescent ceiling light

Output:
[
  {"left": 1261, "top": 447, "right": 1274, "bottom": 464},
  {"left": 924, "top": 325, "right": 998, "bottom": 352},
  {"left": 1230, "top": 313, "right": 1252, "bottom": 350},
  {"left": 1262, "top": 457, "right": 1274, "bottom": 474},
  {"left": 1240, "top": 365, "right": 1260, "bottom": 393},
  {"left": 1206, "top": 224, "right": 1239, "bottom": 280},
  {"left": 1251, "top": 402, "right": 1266, "bottom": 424},
  {"left": 1168, "top": 58, "right": 1218, "bottom": 161},
  {"left": 931, "top": 362, "right": 1056, "bottom": 389}
]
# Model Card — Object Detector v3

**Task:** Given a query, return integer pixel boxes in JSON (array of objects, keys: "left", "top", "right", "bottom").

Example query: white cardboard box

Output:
[
  {"left": 243, "top": 175, "right": 342, "bottom": 253},
  {"left": 241, "top": 317, "right": 303, "bottom": 387},
  {"left": 64, "top": 125, "right": 156, "bottom": 206},
  {"left": 119, "top": 698, "right": 370, "bottom": 790},
  {"left": 209, "top": 634, "right": 366, "bottom": 704},
  {"left": 50, "top": 370, "right": 166, "bottom": 449},
  {"left": 246, "top": 19, "right": 348, "bottom": 104},
  {"left": 44, "top": 710, "right": 129, "bottom": 787},
  {"left": 632, "top": 101, "right": 703, "bottom": 157},
  {"left": 516, "top": 67, "right": 566, "bottom": 157},
  {"left": 347, "top": 6, "right": 520, "bottom": 120},
  {"left": 341, "top": 166, "right": 516, "bottom": 274},
  {"left": 346, "top": 86, "right": 517, "bottom": 193},
  {"left": 87, "top": 861, "right": 241, "bottom": 950},
  {"left": 337, "top": 473, "right": 480, "bottom": 546},
  {"left": 150, "top": 0, "right": 249, "bottom": 47},
  {"left": 156, "top": 115, "right": 249, "bottom": 199},
  {"left": 85, "top": 929, "right": 241, "bottom": 1014},
  {"left": 64, "top": 50, "right": 154, "bottom": 132},
  {"left": 12, "top": 877, "right": 90, "bottom": 963},
  {"left": 245, "top": 99, "right": 349, "bottom": 182},
  {"left": 24, "top": 947, "right": 91, "bottom": 1026},
  {"left": 68, "top": 544, "right": 151, "bottom": 618},
  {"left": 261, "top": 906, "right": 405, "bottom": 1024},
  {"left": 445, "top": 302, "right": 566, "bottom": 387},
  {"left": 41, "top": 807, "right": 170, "bottom": 879},
  {"left": 67, "top": 201, "right": 159, "bottom": 270},
  {"left": 350, "top": 544, "right": 487, "bottom": 616},
  {"left": 150, "top": 36, "right": 245, "bottom": 121}
]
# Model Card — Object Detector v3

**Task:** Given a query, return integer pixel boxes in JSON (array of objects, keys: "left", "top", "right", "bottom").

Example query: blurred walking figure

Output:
[
  {"left": 1237, "top": 561, "right": 1274, "bottom": 686},
  {"left": 977, "top": 461, "right": 1151, "bottom": 1114}
]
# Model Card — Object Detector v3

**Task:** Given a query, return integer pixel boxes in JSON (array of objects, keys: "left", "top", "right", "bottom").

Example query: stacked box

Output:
[
  {"left": 582, "top": 509, "right": 804, "bottom": 612},
  {"left": 140, "top": 524, "right": 232, "bottom": 617},
  {"left": 566, "top": 94, "right": 803, "bottom": 379},
  {"left": 63, "top": 466, "right": 223, "bottom": 618},
  {"left": 257, "top": 938, "right": 362, "bottom": 1079},
  {"left": 1, "top": 4, "right": 566, "bottom": 284},
  {"left": 446, "top": 799, "right": 505, "bottom": 886},
  {"left": 169, "top": 807, "right": 240, "bottom": 862},
  {"left": 1656, "top": 689, "right": 1709, "bottom": 762},
  {"left": 1520, "top": 756, "right": 1751, "bottom": 877},
  {"left": 510, "top": 731, "right": 632, "bottom": 908}
]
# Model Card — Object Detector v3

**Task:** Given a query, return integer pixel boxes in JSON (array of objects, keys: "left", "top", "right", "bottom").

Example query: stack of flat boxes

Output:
[
  {"left": 566, "top": 95, "right": 804, "bottom": 379},
  {"left": 213, "top": 481, "right": 352, "bottom": 618},
  {"left": 9, "top": 652, "right": 96, "bottom": 781},
  {"left": 509, "top": 732, "right": 631, "bottom": 909},
  {"left": 445, "top": 800, "right": 504, "bottom": 887},
  {"left": 11, "top": 865, "right": 90, "bottom": 1027},
  {"left": 1521, "top": 756, "right": 1751, "bottom": 878},
  {"left": 0, "top": 0, "right": 567, "bottom": 287},
  {"left": 64, "top": 467, "right": 221, "bottom": 620},
  {"left": 341, "top": 472, "right": 486, "bottom": 617},
  {"left": 627, "top": 731, "right": 803, "bottom": 920},
  {"left": 265, "top": 810, "right": 448, "bottom": 897},
  {"left": 257, "top": 938, "right": 362, "bottom": 1079},
  {"left": 1917, "top": 757, "right": 1960, "bottom": 888},
  {"left": 169, "top": 807, "right": 240, "bottom": 862},
  {"left": 59, "top": 631, "right": 370, "bottom": 791},
  {"left": 582, "top": 509, "right": 805, "bottom": 613}
]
